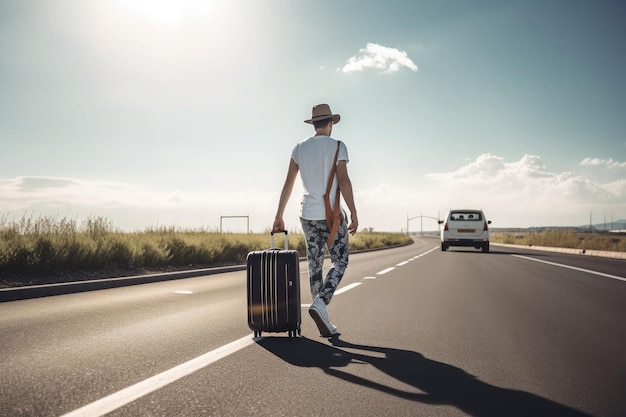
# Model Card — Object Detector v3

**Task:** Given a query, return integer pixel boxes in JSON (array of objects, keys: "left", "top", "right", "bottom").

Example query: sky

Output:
[{"left": 1, "top": 0, "right": 625, "bottom": 233}]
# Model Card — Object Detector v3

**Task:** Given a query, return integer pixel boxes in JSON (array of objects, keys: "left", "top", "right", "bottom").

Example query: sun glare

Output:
[{"left": 118, "top": 0, "right": 217, "bottom": 24}]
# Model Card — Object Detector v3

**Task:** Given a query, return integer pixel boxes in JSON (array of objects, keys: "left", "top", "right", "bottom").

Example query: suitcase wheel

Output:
[
  {"left": 253, "top": 329, "right": 300, "bottom": 338},
  {"left": 287, "top": 328, "right": 301, "bottom": 338}
]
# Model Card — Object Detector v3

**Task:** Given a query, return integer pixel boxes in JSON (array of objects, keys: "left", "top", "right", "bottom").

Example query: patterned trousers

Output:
[{"left": 300, "top": 212, "right": 349, "bottom": 305}]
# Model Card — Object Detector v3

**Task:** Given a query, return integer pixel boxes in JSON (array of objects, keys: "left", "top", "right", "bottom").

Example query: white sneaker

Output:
[{"left": 309, "top": 296, "right": 338, "bottom": 337}]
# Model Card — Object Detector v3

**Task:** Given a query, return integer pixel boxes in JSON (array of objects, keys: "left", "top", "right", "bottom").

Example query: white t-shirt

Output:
[{"left": 291, "top": 135, "right": 349, "bottom": 220}]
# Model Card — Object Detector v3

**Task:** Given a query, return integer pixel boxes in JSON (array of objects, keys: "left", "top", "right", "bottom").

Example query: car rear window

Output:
[{"left": 449, "top": 212, "right": 483, "bottom": 221}]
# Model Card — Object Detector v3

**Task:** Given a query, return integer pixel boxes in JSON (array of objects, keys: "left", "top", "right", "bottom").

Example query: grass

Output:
[
  {"left": 491, "top": 230, "right": 626, "bottom": 252},
  {"left": 0, "top": 214, "right": 412, "bottom": 288}
]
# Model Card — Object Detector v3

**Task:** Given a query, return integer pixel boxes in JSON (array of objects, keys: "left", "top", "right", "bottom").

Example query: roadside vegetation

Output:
[
  {"left": 491, "top": 230, "right": 625, "bottom": 253},
  {"left": 0, "top": 214, "right": 412, "bottom": 288}
]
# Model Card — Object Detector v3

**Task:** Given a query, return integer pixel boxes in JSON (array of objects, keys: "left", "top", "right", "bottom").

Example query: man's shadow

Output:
[{"left": 256, "top": 336, "right": 590, "bottom": 417}]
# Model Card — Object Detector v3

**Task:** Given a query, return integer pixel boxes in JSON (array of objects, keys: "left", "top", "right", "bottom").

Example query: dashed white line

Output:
[
  {"left": 412, "top": 247, "right": 438, "bottom": 260},
  {"left": 301, "top": 282, "right": 364, "bottom": 307},
  {"left": 334, "top": 282, "right": 362, "bottom": 295},
  {"left": 376, "top": 247, "right": 438, "bottom": 275}
]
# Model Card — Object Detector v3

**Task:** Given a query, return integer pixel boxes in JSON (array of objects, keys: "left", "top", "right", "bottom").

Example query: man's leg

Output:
[
  {"left": 300, "top": 218, "right": 327, "bottom": 301},
  {"left": 301, "top": 217, "right": 341, "bottom": 337},
  {"left": 318, "top": 214, "right": 349, "bottom": 305}
]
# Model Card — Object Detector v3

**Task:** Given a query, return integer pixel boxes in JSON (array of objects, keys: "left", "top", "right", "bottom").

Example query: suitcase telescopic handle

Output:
[{"left": 270, "top": 230, "right": 288, "bottom": 250}]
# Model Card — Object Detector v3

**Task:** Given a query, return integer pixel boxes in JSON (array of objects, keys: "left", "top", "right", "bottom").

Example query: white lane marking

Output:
[
  {"left": 173, "top": 290, "right": 193, "bottom": 295},
  {"left": 363, "top": 276, "right": 377, "bottom": 280},
  {"left": 420, "top": 247, "right": 438, "bottom": 257},
  {"left": 334, "top": 282, "right": 362, "bottom": 296},
  {"left": 512, "top": 255, "right": 626, "bottom": 282},
  {"left": 60, "top": 335, "right": 254, "bottom": 417},
  {"left": 410, "top": 247, "right": 437, "bottom": 260},
  {"left": 301, "top": 282, "right": 364, "bottom": 307},
  {"left": 379, "top": 247, "right": 438, "bottom": 273},
  {"left": 377, "top": 247, "right": 437, "bottom": 274}
]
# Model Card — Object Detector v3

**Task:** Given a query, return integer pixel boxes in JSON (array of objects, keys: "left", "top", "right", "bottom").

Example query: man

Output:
[{"left": 273, "top": 103, "right": 358, "bottom": 337}]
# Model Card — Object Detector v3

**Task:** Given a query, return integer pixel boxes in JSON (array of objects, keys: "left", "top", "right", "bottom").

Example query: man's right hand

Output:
[{"left": 272, "top": 218, "right": 285, "bottom": 232}]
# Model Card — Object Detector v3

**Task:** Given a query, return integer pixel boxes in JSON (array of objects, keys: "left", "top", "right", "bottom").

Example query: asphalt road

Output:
[{"left": 1, "top": 237, "right": 624, "bottom": 417}]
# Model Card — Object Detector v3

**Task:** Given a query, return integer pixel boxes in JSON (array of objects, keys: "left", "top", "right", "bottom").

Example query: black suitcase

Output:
[{"left": 247, "top": 231, "right": 301, "bottom": 338}]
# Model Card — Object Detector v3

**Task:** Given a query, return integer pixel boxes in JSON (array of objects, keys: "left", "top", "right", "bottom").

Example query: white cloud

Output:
[
  {"left": 341, "top": 43, "right": 418, "bottom": 74},
  {"left": 580, "top": 157, "right": 626, "bottom": 169},
  {"left": 421, "top": 154, "right": 625, "bottom": 227},
  {"left": 426, "top": 153, "right": 620, "bottom": 199},
  {"left": 603, "top": 179, "right": 626, "bottom": 196},
  {"left": 1, "top": 177, "right": 162, "bottom": 209},
  {"left": 425, "top": 154, "right": 558, "bottom": 194}
]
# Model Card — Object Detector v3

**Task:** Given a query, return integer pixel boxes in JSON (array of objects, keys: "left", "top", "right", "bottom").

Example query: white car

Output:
[{"left": 439, "top": 209, "right": 491, "bottom": 253}]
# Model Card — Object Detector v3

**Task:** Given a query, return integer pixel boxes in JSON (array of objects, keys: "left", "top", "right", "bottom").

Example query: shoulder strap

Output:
[
  {"left": 324, "top": 141, "right": 342, "bottom": 246},
  {"left": 325, "top": 141, "right": 341, "bottom": 196}
]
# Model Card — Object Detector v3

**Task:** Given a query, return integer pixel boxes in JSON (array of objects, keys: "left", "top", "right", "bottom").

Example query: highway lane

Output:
[{"left": 0, "top": 237, "right": 624, "bottom": 416}]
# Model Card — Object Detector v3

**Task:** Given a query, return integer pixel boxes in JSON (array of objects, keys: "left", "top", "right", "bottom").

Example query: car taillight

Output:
[
  {"left": 483, "top": 221, "right": 489, "bottom": 231},
  {"left": 444, "top": 222, "right": 449, "bottom": 231}
]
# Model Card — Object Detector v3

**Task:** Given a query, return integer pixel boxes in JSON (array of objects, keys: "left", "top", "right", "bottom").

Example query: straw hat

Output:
[{"left": 304, "top": 103, "right": 341, "bottom": 124}]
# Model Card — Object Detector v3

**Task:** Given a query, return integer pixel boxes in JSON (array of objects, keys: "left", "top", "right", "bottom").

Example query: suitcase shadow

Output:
[
  {"left": 256, "top": 336, "right": 591, "bottom": 417},
  {"left": 255, "top": 336, "right": 353, "bottom": 369}
]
